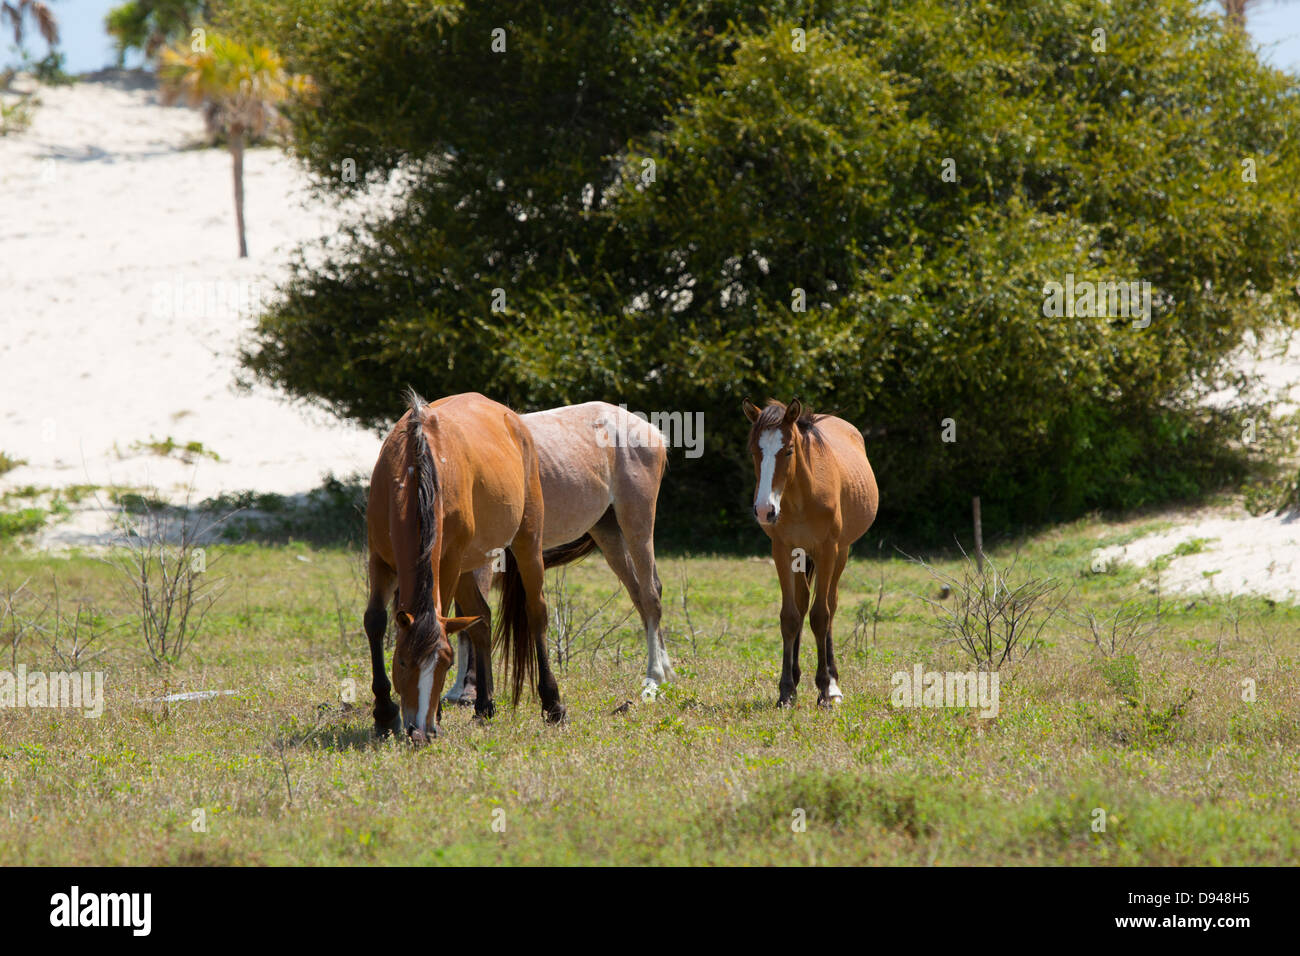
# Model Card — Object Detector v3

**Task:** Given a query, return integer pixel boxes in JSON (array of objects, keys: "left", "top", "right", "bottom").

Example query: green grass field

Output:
[{"left": 1, "top": 511, "right": 1297, "bottom": 865}]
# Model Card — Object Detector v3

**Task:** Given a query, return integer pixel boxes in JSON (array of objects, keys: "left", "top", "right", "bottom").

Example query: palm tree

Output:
[
  {"left": 1219, "top": 1, "right": 1300, "bottom": 29},
  {"left": 106, "top": 0, "right": 210, "bottom": 65},
  {"left": 160, "top": 36, "right": 313, "bottom": 258},
  {"left": 1221, "top": 1, "right": 1260, "bottom": 27},
  {"left": 1, "top": 0, "right": 58, "bottom": 50}
]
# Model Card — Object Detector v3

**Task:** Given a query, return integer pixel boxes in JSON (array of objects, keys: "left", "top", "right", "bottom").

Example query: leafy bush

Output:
[
  {"left": 200, "top": 473, "right": 367, "bottom": 547},
  {"left": 0, "top": 95, "right": 35, "bottom": 136},
  {"left": 28, "top": 50, "right": 74, "bottom": 85},
  {"left": 0, "top": 452, "right": 27, "bottom": 476},
  {"left": 0, "top": 508, "right": 47, "bottom": 542},
  {"left": 230, "top": 0, "right": 1300, "bottom": 544}
]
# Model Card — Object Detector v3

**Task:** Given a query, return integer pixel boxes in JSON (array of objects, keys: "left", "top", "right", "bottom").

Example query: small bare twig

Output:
[
  {"left": 546, "top": 568, "right": 633, "bottom": 668},
  {"left": 96, "top": 483, "right": 234, "bottom": 667},
  {"left": 1070, "top": 604, "right": 1158, "bottom": 660},
  {"left": 911, "top": 549, "right": 1068, "bottom": 671},
  {"left": 271, "top": 733, "right": 295, "bottom": 808},
  {"left": 678, "top": 563, "right": 700, "bottom": 657},
  {"left": 2, "top": 577, "right": 48, "bottom": 668}
]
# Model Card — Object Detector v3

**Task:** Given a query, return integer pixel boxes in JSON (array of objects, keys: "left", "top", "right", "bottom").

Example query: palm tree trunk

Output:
[
  {"left": 1222, "top": 1, "right": 1250, "bottom": 29},
  {"left": 230, "top": 125, "right": 247, "bottom": 258}
]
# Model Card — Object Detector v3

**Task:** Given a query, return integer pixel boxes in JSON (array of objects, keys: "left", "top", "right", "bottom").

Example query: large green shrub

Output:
[{"left": 229, "top": 0, "right": 1300, "bottom": 546}]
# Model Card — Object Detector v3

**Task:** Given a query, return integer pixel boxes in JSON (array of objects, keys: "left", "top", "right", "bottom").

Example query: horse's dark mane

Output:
[
  {"left": 751, "top": 400, "right": 827, "bottom": 448},
  {"left": 403, "top": 388, "right": 441, "bottom": 667}
]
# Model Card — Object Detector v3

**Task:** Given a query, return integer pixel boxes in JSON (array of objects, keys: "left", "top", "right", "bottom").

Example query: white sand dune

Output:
[
  {"left": 1, "top": 72, "right": 382, "bottom": 545},
  {"left": 1097, "top": 508, "right": 1300, "bottom": 604}
]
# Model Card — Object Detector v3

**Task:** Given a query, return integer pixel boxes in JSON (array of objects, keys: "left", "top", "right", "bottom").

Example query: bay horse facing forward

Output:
[
  {"left": 742, "top": 398, "right": 878, "bottom": 707},
  {"left": 364, "top": 391, "right": 565, "bottom": 740},
  {"left": 444, "top": 402, "right": 673, "bottom": 703}
]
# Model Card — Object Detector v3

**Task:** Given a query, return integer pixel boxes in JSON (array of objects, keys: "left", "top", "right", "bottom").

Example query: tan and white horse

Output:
[
  {"left": 364, "top": 391, "right": 565, "bottom": 740},
  {"left": 743, "top": 398, "right": 878, "bottom": 707},
  {"left": 444, "top": 402, "right": 674, "bottom": 702}
]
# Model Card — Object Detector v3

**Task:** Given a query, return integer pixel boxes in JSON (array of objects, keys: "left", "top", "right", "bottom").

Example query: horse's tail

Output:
[
  {"left": 402, "top": 389, "right": 440, "bottom": 667},
  {"left": 543, "top": 534, "right": 599, "bottom": 568},
  {"left": 493, "top": 547, "right": 536, "bottom": 707}
]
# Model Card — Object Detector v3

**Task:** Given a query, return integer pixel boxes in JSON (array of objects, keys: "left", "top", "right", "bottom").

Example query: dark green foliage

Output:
[
  {"left": 28, "top": 51, "right": 74, "bottom": 84},
  {"left": 229, "top": 0, "right": 1300, "bottom": 545},
  {"left": 201, "top": 474, "right": 368, "bottom": 548}
]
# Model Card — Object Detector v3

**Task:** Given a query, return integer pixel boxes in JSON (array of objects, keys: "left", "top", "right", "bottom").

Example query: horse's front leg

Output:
[
  {"left": 365, "top": 556, "right": 400, "bottom": 736},
  {"left": 773, "top": 539, "right": 810, "bottom": 707},
  {"left": 811, "top": 543, "right": 847, "bottom": 708}
]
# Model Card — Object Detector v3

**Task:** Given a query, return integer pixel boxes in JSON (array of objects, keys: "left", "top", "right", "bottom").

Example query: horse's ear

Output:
[
  {"left": 784, "top": 398, "right": 803, "bottom": 424},
  {"left": 441, "top": 615, "right": 479, "bottom": 635},
  {"left": 742, "top": 398, "right": 761, "bottom": 423}
]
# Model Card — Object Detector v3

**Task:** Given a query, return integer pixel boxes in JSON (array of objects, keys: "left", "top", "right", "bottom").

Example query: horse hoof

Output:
[
  {"left": 474, "top": 700, "right": 495, "bottom": 721},
  {"left": 543, "top": 704, "right": 567, "bottom": 725},
  {"left": 641, "top": 679, "right": 659, "bottom": 701},
  {"left": 820, "top": 681, "right": 844, "bottom": 708},
  {"left": 778, "top": 696, "right": 796, "bottom": 709},
  {"left": 407, "top": 724, "right": 440, "bottom": 745}
]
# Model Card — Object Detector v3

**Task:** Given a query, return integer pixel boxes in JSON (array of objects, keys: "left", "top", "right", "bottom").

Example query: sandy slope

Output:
[
  {"left": 1097, "top": 507, "right": 1300, "bottom": 603},
  {"left": 1, "top": 72, "right": 381, "bottom": 544},
  {"left": 1120, "top": 329, "right": 1300, "bottom": 602}
]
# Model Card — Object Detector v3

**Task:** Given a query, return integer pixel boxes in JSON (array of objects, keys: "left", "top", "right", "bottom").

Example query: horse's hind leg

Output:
[
  {"left": 610, "top": 495, "right": 671, "bottom": 698},
  {"left": 454, "top": 570, "right": 495, "bottom": 719},
  {"left": 365, "top": 555, "right": 400, "bottom": 735},
  {"left": 588, "top": 516, "right": 668, "bottom": 699},
  {"left": 443, "top": 631, "right": 474, "bottom": 705},
  {"left": 445, "top": 567, "right": 492, "bottom": 706},
  {"left": 510, "top": 537, "right": 564, "bottom": 722}
]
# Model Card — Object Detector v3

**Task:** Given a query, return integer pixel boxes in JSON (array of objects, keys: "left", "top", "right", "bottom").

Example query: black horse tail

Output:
[
  {"left": 542, "top": 534, "right": 599, "bottom": 568},
  {"left": 493, "top": 548, "right": 535, "bottom": 707}
]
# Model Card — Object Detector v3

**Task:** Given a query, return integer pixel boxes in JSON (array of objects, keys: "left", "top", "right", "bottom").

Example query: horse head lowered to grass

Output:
[{"left": 363, "top": 390, "right": 565, "bottom": 741}]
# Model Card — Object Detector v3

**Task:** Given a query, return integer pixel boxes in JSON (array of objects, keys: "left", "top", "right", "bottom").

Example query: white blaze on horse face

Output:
[
  {"left": 415, "top": 662, "right": 435, "bottom": 734},
  {"left": 755, "top": 429, "right": 785, "bottom": 522}
]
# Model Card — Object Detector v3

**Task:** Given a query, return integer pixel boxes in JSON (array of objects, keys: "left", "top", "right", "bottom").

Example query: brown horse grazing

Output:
[
  {"left": 364, "top": 390, "right": 564, "bottom": 740},
  {"left": 742, "top": 398, "right": 879, "bottom": 708},
  {"left": 444, "top": 402, "right": 672, "bottom": 703}
]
